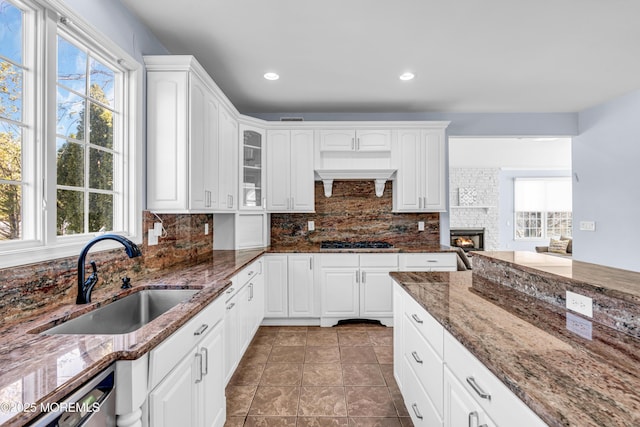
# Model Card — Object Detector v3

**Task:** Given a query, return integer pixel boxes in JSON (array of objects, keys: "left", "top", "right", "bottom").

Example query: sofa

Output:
[{"left": 535, "top": 236, "right": 572, "bottom": 258}]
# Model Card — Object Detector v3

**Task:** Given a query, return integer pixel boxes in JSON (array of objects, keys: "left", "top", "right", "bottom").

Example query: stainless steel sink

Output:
[{"left": 43, "top": 289, "right": 200, "bottom": 335}]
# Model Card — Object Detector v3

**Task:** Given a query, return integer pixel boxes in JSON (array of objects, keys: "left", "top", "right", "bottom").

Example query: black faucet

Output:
[{"left": 76, "top": 234, "right": 142, "bottom": 304}]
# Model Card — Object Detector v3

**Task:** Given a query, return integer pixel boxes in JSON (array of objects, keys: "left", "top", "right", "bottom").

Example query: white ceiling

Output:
[{"left": 119, "top": 0, "right": 640, "bottom": 114}]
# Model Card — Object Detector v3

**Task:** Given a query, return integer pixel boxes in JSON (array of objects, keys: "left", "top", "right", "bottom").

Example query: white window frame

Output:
[
  {"left": 0, "top": 0, "right": 142, "bottom": 268},
  {"left": 513, "top": 177, "right": 572, "bottom": 241}
]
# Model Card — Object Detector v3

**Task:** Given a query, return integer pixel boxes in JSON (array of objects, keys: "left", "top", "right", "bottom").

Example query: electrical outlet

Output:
[
  {"left": 579, "top": 221, "right": 596, "bottom": 231},
  {"left": 418, "top": 221, "right": 425, "bottom": 231},
  {"left": 148, "top": 229, "right": 158, "bottom": 246},
  {"left": 308, "top": 221, "right": 315, "bottom": 232},
  {"left": 566, "top": 312, "right": 593, "bottom": 340},
  {"left": 566, "top": 291, "right": 593, "bottom": 318},
  {"left": 153, "top": 222, "right": 163, "bottom": 236},
  {"left": 204, "top": 223, "right": 209, "bottom": 235}
]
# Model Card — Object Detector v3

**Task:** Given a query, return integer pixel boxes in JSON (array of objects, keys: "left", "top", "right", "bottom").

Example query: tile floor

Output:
[{"left": 224, "top": 324, "right": 414, "bottom": 427}]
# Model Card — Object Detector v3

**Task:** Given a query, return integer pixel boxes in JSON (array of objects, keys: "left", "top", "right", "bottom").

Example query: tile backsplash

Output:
[
  {"left": 271, "top": 181, "right": 440, "bottom": 247},
  {"left": 0, "top": 211, "right": 213, "bottom": 322}
]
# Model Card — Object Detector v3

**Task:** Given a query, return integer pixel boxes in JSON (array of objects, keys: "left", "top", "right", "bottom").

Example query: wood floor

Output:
[{"left": 224, "top": 324, "right": 414, "bottom": 426}]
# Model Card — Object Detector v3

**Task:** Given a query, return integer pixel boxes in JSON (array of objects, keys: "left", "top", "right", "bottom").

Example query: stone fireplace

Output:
[{"left": 450, "top": 228, "right": 485, "bottom": 252}]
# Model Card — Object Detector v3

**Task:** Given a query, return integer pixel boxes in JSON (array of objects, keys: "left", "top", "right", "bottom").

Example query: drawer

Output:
[
  {"left": 399, "top": 253, "right": 456, "bottom": 271},
  {"left": 236, "top": 259, "right": 262, "bottom": 288},
  {"left": 359, "top": 253, "right": 398, "bottom": 268},
  {"left": 444, "top": 332, "right": 546, "bottom": 427},
  {"left": 320, "top": 254, "right": 359, "bottom": 268},
  {"left": 403, "top": 315, "right": 443, "bottom": 417},
  {"left": 149, "top": 295, "right": 225, "bottom": 390},
  {"left": 403, "top": 291, "right": 444, "bottom": 358},
  {"left": 402, "top": 353, "right": 443, "bottom": 427}
]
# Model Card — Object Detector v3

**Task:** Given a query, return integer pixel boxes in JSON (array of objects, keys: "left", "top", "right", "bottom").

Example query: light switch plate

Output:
[
  {"left": 418, "top": 221, "right": 425, "bottom": 231},
  {"left": 566, "top": 291, "right": 593, "bottom": 317},
  {"left": 579, "top": 221, "right": 596, "bottom": 231},
  {"left": 153, "top": 222, "right": 163, "bottom": 236},
  {"left": 148, "top": 229, "right": 158, "bottom": 246},
  {"left": 308, "top": 221, "right": 315, "bottom": 232},
  {"left": 204, "top": 223, "right": 209, "bottom": 235}
]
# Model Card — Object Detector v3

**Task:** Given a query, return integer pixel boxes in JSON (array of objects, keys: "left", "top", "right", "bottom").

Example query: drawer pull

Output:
[
  {"left": 411, "top": 351, "right": 423, "bottom": 364},
  {"left": 201, "top": 347, "right": 208, "bottom": 376},
  {"left": 227, "top": 302, "right": 235, "bottom": 310},
  {"left": 248, "top": 271, "right": 254, "bottom": 276},
  {"left": 411, "top": 403, "right": 423, "bottom": 420},
  {"left": 466, "top": 376, "right": 491, "bottom": 401},
  {"left": 411, "top": 314, "right": 423, "bottom": 324},
  {"left": 194, "top": 324, "right": 209, "bottom": 336},
  {"left": 195, "top": 353, "right": 203, "bottom": 383},
  {"left": 426, "top": 259, "right": 438, "bottom": 263},
  {"left": 226, "top": 287, "right": 235, "bottom": 294},
  {"left": 468, "top": 411, "right": 479, "bottom": 427}
]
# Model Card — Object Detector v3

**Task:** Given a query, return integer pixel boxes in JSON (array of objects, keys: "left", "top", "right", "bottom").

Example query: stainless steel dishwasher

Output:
[{"left": 30, "top": 364, "right": 116, "bottom": 427}]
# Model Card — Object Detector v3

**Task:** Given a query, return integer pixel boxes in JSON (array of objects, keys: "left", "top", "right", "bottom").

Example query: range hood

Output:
[{"left": 314, "top": 169, "right": 397, "bottom": 197}]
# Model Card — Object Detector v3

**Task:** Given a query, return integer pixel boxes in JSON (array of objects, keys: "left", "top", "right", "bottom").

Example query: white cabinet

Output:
[
  {"left": 239, "top": 124, "right": 265, "bottom": 210},
  {"left": 319, "top": 129, "right": 391, "bottom": 152},
  {"left": 394, "top": 282, "right": 546, "bottom": 427},
  {"left": 224, "top": 259, "right": 264, "bottom": 383},
  {"left": 444, "top": 367, "right": 496, "bottom": 427},
  {"left": 393, "top": 128, "right": 447, "bottom": 212},
  {"left": 264, "top": 255, "right": 289, "bottom": 318},
  {"left": 320, "top": 254, "right": 397, "bottom": 326},
  {"left": 266, "top": 130, "right": 315, "bottom": 212},
  {"left": 146, "top": 67, "right": 219, "bottom": 212},
  {"left": 263, "top": 254, "right": 316, "bottom": 319},
  {"left": 399, "top": 253, "right": 457, "bottom": 272},
  {"left": 217, "top": 107, "right": 238, "bottom": 211},
  {"left": 148, "top": 297, "right": 225, "bottom": 427},
  {"left": 288, "top": 255, "right": 316, "bottom": 317}
]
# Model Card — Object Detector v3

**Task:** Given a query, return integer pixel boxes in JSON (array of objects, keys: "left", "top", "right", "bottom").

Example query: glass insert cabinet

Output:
[{"left": 239, "top": 125, "right": 265, "bottom": 210}]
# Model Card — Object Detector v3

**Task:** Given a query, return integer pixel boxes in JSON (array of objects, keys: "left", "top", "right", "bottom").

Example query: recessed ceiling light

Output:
[
  {"left": 399, "top": 72, "right": 415, "bottom": 81},
  {"left": 264, "top": 72, "right": 279, "bottom": 81}
]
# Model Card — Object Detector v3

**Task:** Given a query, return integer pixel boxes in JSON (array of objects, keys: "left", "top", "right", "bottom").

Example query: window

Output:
[
  {"left": 514, "top": 178, "right": 572, "bottom": 239},
  {"left": 0, "top": 0, "right": 141, "bottom": 267}
]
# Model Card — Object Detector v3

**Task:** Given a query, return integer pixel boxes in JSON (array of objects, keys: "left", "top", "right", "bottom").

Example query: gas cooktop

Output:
[{"left": 320, "top": 241, "right": 395, "bottom": 251}]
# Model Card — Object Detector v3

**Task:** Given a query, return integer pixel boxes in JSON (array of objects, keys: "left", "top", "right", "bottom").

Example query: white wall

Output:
[
  {"left": 573, "top": 89, "right": 640, "bottom": 272},
  {"left": 450, "top": 138, "right": 571, "bottom": 168}
]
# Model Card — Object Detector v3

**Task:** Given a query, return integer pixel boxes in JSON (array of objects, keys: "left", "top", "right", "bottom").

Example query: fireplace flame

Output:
[{"left": 455, "top": 237, "right": 475, "bottom": 248}]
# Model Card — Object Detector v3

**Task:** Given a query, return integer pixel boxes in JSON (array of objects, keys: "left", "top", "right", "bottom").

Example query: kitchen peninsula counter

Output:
[{"left": 391, "top": 270, "right": 640, "bottom": 427}]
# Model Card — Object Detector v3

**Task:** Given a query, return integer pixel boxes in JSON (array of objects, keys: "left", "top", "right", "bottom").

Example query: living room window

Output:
[
  {"left": 514, "top": 178, "right": 572, "bottom": 239},
  {"left": 0, "top": 0, "right": 141, "bottom": 267}
]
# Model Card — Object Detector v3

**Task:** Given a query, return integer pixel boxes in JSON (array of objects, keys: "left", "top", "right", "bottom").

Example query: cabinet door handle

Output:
[
  {"left": 194, "top": 324, "right": 209, "bottom": 336},
  {"left": 418, "top": 197, "right": 422, "bottom": 209},
  {"left": 227, "top": 302, "right": 235, "bottom": 310},
  {"left": 356, "top": 270, "right": 360, "bottom": 283},
  {"left": 361, "top": 271, "right": 366, "bottom": 283},
  {"left": 357, "top": 137, "right": 360, "bottom": 150},
  {"left": 351, "top": 137, "right": 355, "bottom": 150},
  {"left": 411, "top": 403, "right": 423, "bottom": 420},
  {"left": 468, "top": 411, "right": 479, "bottom": 427},
  {"left": 249, "top": 283, "right": 254, "bottom": 301},
  {"left": 411, "top": 313, "right": 423, "bottom": 324},
  {"left": 195, "top": 353, "right": 203, "bottom": 383},
  {"left": 466, "top": 376, "right": 491, "bottom": 401},
  {"left": 201, "top": 347, "right": 208, "bottom": 376},
  {"left": 291, "top": 197, "right": 294, "bottom": 209},
  {"left": 309, "top": 257, "right": 313, "bottom": 270},
  {"left": 411, "top": 351, "right": 423, "bottom": 364}
]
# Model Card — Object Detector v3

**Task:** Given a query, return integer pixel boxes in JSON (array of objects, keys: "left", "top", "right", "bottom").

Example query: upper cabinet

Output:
[
  {"left": 393, "top": 128, "right": 447, "bottom": 212},
  {"left": 319, "top": 129, "right": 391, "bottom": 152},
  {"left": 145, "top": 55, "right": 240, "bottom": 213},
  {"left": 239, "top": 125, "right": 265, "bottom": 210},
  {"left": 146, "top": 68, "right": 219, "bottom": 212},
  {"left": 217, "top": 107, "right": 238, "bottom": 211},
  {"left": 266, "top": 130, "right": 315, "bottom": 212}
]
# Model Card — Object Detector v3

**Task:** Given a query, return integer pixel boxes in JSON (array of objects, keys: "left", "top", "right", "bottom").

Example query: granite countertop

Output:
[
  {"left": 390, "top": 271, "right": 640, "bottom": 427},
  {"left": 267, "top": 243, "right": 455, "bottom": 253},
  {"left": 0, "top": 249, "right": 263, "bottom": 427}
]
